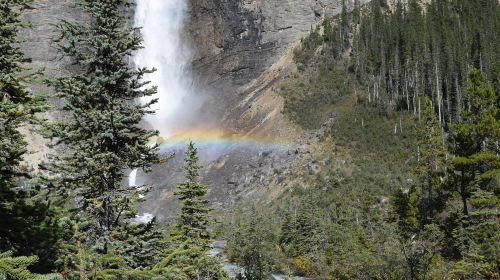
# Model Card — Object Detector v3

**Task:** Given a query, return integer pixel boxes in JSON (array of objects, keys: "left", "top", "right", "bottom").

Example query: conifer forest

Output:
[{"left": 0, "top": 0, "right": 498, "bottom": 279}]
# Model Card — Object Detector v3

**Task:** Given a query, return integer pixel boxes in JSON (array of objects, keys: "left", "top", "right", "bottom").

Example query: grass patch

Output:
[{"left": 279, "top": 58, "right": 353, "bottom": 129}]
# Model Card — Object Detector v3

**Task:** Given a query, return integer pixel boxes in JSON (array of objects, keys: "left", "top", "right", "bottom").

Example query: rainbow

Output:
[{"left": 149, "top": 128, "right": 292, "bottom": 152}]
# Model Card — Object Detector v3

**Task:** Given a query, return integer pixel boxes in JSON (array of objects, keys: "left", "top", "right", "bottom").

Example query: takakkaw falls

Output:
[{"left": 2, "top": 0, "right": 499, "bottom": 278}]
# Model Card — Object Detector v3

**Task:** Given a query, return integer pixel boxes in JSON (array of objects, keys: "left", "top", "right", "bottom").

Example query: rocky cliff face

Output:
[
  {"left": 188, "top": 0, "right": 358, "bottom": 109},
  {"left": 19, "top": 0, "right": 84, "bottom": 169}
]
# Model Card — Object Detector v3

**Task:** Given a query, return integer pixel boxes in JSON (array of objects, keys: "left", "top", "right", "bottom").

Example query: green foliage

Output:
[
  {"left": 415, "top": 96, "right": 448, "bottom": 222},
  {"left": 280, "top": 62, "right": 351, "bottom": 129},
  {"left": 281, "top": 15, "right": 354, "bottom": 129},
  {"left": 398, "top": 224, "right": 445, "bottom": 280},
  {"left": 155, "top": 142, "right": 227, "bottom": 280},
  {"left": 38, "top": 0, "right": 162, "bottom": 276},
  {"left": 174, "top": 142, "right": 211, "bottom": 246},
  {"left": 0, "top": 251, "right": 62, "bottom": 280},
  {"left": 224, "top": 105, "right": 420, "bottom": 278},
  {"left": 392, "top": 186, "right": 421, "bottom": 233},
  {"left": 112, "top": 219, "right": 164, "bottom": 269},
  {"left": 334, "top": 105, "right": 418, "bottom": 196},
  {"left": 229, "top": 2, "right": 499, "bottom": 280},
  {"left": 393, "top": 96, "right": 448, "bottom": 235},
  {"left": 279, "top": 197, "right": 324, "bottom": 259},
  {"left": 450, "top": 67, "right": 499, "bottom": 216},
  {"left": 293, "top": 28, "right": 323, "bottom": 67},
  {"left": 226, "top": 209, "right": 276, "bottom": 280},
  {"left": 155, "top": 239, "right": 227, "bottom": 280},
  {"left": 0, "top": 0, "right": 62, "bottom": 273},
  {"left": 0, "top": 252, "right": 39, "bottom": 280},
  {"left": 0, "top": 0, "right": 498, "bottom": 278},
  {"left": 445, "top": 67, "right": 500, "bottom": 278},
  {"left": 352, "top": 0, "right": 500, "bottom": 124}
]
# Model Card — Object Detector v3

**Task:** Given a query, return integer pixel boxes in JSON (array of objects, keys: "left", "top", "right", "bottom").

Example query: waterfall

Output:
[
  {"left": 129, "top": 0, "right": 196, "bottom": 223},
  {"left": 128, "top": 168, "right": 138, "bottom": 187},
  {"left": 133, "top": 0, "right": 199, "bottom": 136}
]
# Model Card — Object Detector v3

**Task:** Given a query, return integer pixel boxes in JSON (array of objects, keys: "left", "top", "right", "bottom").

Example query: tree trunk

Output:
[
  {"left": 435, "top": 63, "right": 442, "bottom": 126},
  {"left": 460, "top": 172, "right": 469, "bottom": 215}
]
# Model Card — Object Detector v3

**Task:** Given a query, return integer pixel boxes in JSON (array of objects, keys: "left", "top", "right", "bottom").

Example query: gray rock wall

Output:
[
  {"left": 20, "top": 0, "right": 83, "bottom": 83},
  {"left": 18, "top": 0, "right": 362, "bottom": 123},
  {"left": 19, "top": 1, "right": 84, "bottom": 169},
  {"left": 188, "top": 0, "right": 367, "bottom": 105}
]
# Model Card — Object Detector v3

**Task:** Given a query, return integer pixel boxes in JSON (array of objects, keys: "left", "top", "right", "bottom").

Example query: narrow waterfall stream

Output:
[{"left": 133, "top": 0, "right": 193, "bottom": 136}]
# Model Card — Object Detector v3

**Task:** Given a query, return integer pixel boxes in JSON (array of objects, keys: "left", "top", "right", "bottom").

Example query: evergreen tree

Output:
[
  {"left": 352, "top": 0, "right": 361, "bottom": 25},
  {"left": 267, "top": 1, "right": 500, "bottom": 278},
  {"left": 0, "top": 0, "right": 37, "bottom": 247},
  {"left": 0, "top": 251, "right": 62, "bottom": 280},
  {"left": 415, "top": 96, "right": 447, "bottom": 224},
  {"left": 392, "top": 186, "right": 421, "bottom": 234},
  {"left": 278, "top": 195, "right": 325, "bottom": 275},
  {"left": 450, "top": 67, "right": 499, "bottom": 216},
  {"left": 40, "top": 0, "right": 160, "bottom": 275},
  {"left": 293, "top": 198, "right": 323, "bottom": 257},
  {"left": 114, "top": 219, "right": 163, "bottom": 270},
  {"left": 155, "top": 142, "right": 227, "bottom": 280},
  {"left": 351, "top": 0, "right": 500, "bottom": 121},
  {"left": 228, "top": 209, "right": 275, "bottom": 280},
  {"left": 399, "top": 224, "right": 444, "bottom": 280},
  {"left": 174, "top": 141, "right": 211, "bottom": 246},
  {"left": 449, "top": 67, "right": 499, "bottom": 278},
  {"left": 339, "top": 0, "right": 349, "bottom": 52}
]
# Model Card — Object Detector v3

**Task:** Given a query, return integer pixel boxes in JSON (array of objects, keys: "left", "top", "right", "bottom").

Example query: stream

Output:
[{"left": 209, "top": 241, "right": 313, "bottom": 280}]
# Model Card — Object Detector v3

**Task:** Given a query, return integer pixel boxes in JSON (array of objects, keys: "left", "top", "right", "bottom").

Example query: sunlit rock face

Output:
[{"left": 187, "top": 0, "right": 370, "bottom": 107}]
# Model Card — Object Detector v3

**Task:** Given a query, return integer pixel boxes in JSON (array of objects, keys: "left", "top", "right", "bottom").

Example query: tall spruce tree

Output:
[
  {"left": 155, "top": 142, "right": 227, "bottom": 280},
  {"left": 40, "top": 0, "right": 160, "bottom": 275},
  {"left": 450, "top": 67, "right": 499, "bottom": 216},
  {"left": 175, "top": 141, "right": 211, "bottom": 246},
  {"left": 415, "top": 96, "right": 447, "bottom": 224},
  {"left": 228, "top": 208, "right": 275, "bottom": 280},
  {"left": 0, "top": 0, "right": 38, "bottom": 248},
  {"left": 393, "top": 97, "right": 447, "bottom": 235}
]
